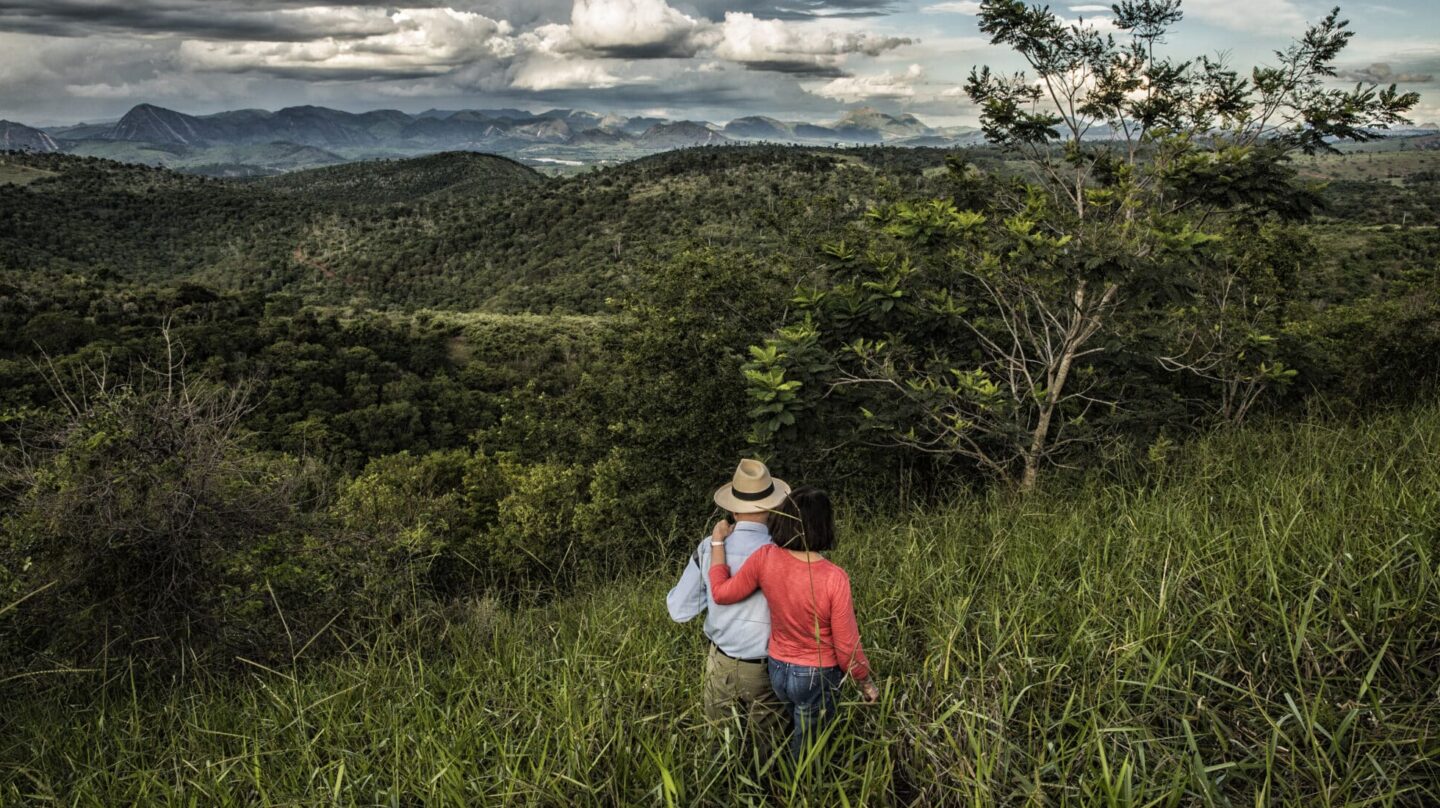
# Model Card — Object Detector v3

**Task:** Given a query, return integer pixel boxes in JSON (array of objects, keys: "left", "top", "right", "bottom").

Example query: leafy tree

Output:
[{"left": 750, "top": 1, "right": 1418, "bottom": 490}]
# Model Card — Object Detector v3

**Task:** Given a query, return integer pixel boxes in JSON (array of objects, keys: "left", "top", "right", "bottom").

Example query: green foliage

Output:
[
  {"left": 0, "top": 146, "right": 954, "bottom": 313},
  {"left": 2, "top": 405, "right": 1436, "bottom": 804},
  {"left": 0, "top": 373, "right": 328, "bottom": 667},
  {"left": 479, "top": 247, "right": 794, "bottom": 551},
  {"left": 747, "top": 3, "right": 1424, "bottom": 491},
  {"left": 2, "top": 139, "right": 1437, "bottom": 675},
  {"left": 252, "top": 151, "right": 541, "bottom": 205}
]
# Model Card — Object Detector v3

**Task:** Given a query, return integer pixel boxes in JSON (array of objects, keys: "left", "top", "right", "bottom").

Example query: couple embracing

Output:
[{"left": 666, "top": 459, "right": 879, "bottom": 758}]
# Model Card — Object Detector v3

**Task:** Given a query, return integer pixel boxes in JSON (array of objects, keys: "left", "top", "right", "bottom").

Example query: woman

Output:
[{"left": 708, "top": 486, "right": 879, "bottom": 758}]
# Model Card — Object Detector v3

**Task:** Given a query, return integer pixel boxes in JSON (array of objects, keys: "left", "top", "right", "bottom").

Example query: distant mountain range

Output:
[
  {"left": 1, "top": 103, "right": 983, "bottom": 174},
  {"left": 62, "top": 103, "right": 971, "bottom": 151},
  {"left": 6, "top": 103, "right": 1437, "bottom": 176}
]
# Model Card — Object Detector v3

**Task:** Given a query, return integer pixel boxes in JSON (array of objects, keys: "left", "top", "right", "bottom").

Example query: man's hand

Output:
[
  {"left": 857, "top": 677, "right": 880, "bottom": 703},
  {"left": 711, "top": 520, "right": 734, "bottom": 543}
]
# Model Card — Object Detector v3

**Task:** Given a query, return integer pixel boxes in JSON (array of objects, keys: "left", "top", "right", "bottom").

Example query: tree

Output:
[
  {"left": 750, "top": 2, "right": 1417, "bottom": 491},
  {"left": 0, "top": 341, "right": 319, "bottom": 666}
]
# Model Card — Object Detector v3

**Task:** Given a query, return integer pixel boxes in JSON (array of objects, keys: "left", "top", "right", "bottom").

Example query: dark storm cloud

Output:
[
  {"left": 0, "top": 0, "right": 403, "bottom": 41},
  {"left": 682, "top": 0, "right": 897, "bottom": 21},
  {"left": 741, "top": 60, "right": 849, "bottom": 77},
  {"left": 581, "top": 41, "right": 703, "bottom": 59},
  {"left": 0, "top": 0, "right": 579, "bottom": 39}
]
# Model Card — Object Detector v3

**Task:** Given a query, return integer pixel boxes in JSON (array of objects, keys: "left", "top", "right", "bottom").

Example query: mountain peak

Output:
[
  {"left": 0, "top": 120, "right": 60, "bottom": 152},
  {"left": 106, "top": 104, "right": 211, "bottom": 145},
  {"left": 638, "top": 121, "right": 729, "bottom": 147},
  {"left": 722, "top": 116, "right": 793, "bottom": 139}
]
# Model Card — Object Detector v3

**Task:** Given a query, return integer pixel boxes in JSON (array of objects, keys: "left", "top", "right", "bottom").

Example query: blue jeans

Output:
[{"left": 768, "top": 658, "right": 845, "bottom": 759}]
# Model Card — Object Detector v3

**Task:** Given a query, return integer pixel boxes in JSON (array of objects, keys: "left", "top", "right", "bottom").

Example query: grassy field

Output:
[
  {"left": 0, "top": 160, "right": 57, "bottom": 186},
  {"left": 1294, "top": 148, "right": 1440, "bottom": 183},
  {"left": 2, "top": 406, "right": 1437, "bottom": 805}
]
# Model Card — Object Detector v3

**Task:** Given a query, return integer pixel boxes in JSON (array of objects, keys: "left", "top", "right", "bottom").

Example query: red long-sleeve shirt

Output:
[{"left": 709, "top": 544, "right": 870, "bottom": 680}]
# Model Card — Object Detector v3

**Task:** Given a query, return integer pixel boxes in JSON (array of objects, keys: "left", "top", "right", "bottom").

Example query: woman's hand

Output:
[
  {"left": 711, "top": 520, "right": 733, "bottom": 543},
  {"left": 857, "top": 677, "right": 880, "bottom": 704}
]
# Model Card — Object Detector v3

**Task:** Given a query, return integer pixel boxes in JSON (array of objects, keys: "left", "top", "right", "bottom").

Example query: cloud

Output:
[
  {"left": 0, "top": 1, "right": 419, "bottom": 41},
  {"left": 16, "top": 0, "right": 917, "bottom": 98},
  {"left": 7, "top": 0, "right": 1398, "bottom": 127},
  {"left": 811, "top": 63, "right": 924, "bottom": 101},
  {"left": 1338, "top": 61, "right": 1434, "bottom": 84},
  {"left": 178, "top": 8, "right": 514, "bottom": 78},
  {"left": 739, "top": 60, "right": 850, "bottom": 77},
  {"left": 921, "top": 2, "right": 983, "bottom": 14},
  {"left": 686, "top": 1, "right": 900, "bottom": 21},
  {"left": 529, "top": 2, "right": 912, "bottom": 74},
  {"left": 569, "top": 0, "right": 708, "bottom": 58},
  {"left": 509, "top": 56, "right": 626, "bottom": 90},
  {"left": 712, "top": 12, "right": 911, "bottom": 69},
  {"left": 1182, "top": 0, "right": 1304, "bottom": 32}
]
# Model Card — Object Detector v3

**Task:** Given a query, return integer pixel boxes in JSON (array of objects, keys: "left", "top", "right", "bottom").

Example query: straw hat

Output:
[{"left": 713, "top": 459, "right": 791, "bottom": 513}]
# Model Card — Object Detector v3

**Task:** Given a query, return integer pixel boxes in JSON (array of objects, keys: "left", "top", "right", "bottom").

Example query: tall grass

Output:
[{"left": 2, "top": 407, "right": 1437, "bottom": 805}]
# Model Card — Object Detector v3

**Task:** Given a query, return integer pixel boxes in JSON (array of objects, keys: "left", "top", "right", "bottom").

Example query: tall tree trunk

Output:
[
  {"left": 1018, "top": 280, "right": 1116, "bottom": 493},
  {"left": 1020, "top": 339, "right": 1078, "bottom": 493}
]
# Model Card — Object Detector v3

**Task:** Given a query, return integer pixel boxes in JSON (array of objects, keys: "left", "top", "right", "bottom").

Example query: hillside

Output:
[
  {"left": 3, "top": 405, "right": 1435, "bottom": 804},
  {"left": 252, "top": 151, "right": 542, "bottom": 205},
  {"left": 105, "top": 102, "right": 219, "bottom": 145},
  {"left": 3, "top": 144, "right": 1437, "bottom": 312},
  {"left": 61, "top": 138, "right": 349, "bottom": 174},
  {"left": 0, "top": 159, "right": 57, "bottom": 186},
  {"left": 0, "top": 121, "right": 59, "bottom": 152},
  {"left": 0, "top": 147, "right": 956, "bottom": 312}
]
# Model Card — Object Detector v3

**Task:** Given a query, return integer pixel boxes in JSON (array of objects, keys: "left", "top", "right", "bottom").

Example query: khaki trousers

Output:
[{"left": 701, "top": 644, "right": 785, "bottom": 731}]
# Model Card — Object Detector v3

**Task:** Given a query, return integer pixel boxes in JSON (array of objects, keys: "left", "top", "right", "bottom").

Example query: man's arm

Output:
[
  {"left": 665, "top": 539, "right": 709, "bottom": 622},
  {"left": 709, "top": 533, "right": 766, "bottom": 606}
]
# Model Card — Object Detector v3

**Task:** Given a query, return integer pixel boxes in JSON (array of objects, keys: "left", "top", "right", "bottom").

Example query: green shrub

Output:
[{"left": 0, "top": 375, "right": 325, "bottom": 668}]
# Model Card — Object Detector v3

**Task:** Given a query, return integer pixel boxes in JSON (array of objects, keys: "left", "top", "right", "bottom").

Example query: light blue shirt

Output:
[{"left": 666, "top": 521, "right": 772, "bottom": 660}]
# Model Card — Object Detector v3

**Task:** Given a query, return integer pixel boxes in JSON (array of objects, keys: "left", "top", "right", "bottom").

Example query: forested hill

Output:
[
  {"left": 0, "top": 147, "right": 954, "bottom": 313},
  {"left": 5, "top": 145, "right": 1438, "bottom": 315},
  {"left": 251, "top": 151, "right": 542, "bottom": 205}
]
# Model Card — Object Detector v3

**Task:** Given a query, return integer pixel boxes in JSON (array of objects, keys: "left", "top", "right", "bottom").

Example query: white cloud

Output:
[
  {"left": 509, "top": 56, "right": 624, "bottom": 90},
  {"left": 516, "top": 2, "right": 912, "bottom": 80},
  {"left": 712, "top": 12, "right": 911, "bottom": 66},
  {"left": 921, "top": 1, "right": 984, "bottom": 13},
  {"left": 518, "top": 23, "right": 580, "bottom": 56},
  {"left": 180, "top": 8, "right": 513, "bottom": 76},
  {"left": 1059, "top": 14, "right": 1117, "bottom": 30},
  {"left": 1069, "top": 4, "right": 1111, "bottom": 12},
  {"left": 569, "top": 0, "right": 706, "bottom": 57},
  {"left": 811, "top": 63, "right": 925, "bottom": 101}
]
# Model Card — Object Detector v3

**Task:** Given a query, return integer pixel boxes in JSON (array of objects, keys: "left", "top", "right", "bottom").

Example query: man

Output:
[{"left": 667, "top": 459, "right": 790, "bottom": 730}]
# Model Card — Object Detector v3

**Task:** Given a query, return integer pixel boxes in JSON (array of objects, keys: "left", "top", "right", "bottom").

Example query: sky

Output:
[{"left": 0, "top": 0, "right": 1435, "bottom": 126}]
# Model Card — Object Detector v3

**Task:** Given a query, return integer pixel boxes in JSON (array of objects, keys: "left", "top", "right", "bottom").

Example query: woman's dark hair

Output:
[{"left": 769, "top": 486, "right": 835, "bottom": 552}]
